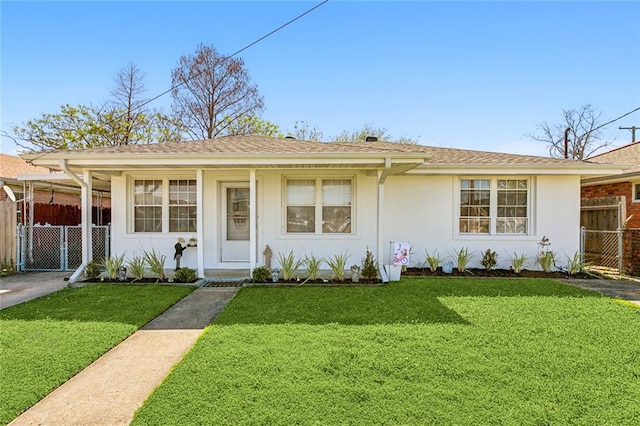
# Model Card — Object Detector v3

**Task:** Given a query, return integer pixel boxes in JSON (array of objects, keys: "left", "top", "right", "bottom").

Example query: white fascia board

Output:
[
  {"left": 17, "top": 172, "right": 77, "bottom": 181},
  {"left": 407, "top": 165, "right": 625, "bottom": 176}
]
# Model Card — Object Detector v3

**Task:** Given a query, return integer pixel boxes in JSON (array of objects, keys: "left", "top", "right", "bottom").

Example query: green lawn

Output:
[
  {"left": 0, "top": 284, "right": 193, "bottom": 425},
  {"left": 133, "top": 278, "right": 640, "bottom": 425}
]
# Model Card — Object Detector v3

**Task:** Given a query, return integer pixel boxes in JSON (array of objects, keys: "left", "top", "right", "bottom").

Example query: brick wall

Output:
[
  {"left": 0, "top": 190, "right": 111, "bottom": 207},
  {"left": 582, "top": 181, "right": 640, "bottom": 228},
  {"left": 622, "top": 229, "right": 640, "bottom": 275}
]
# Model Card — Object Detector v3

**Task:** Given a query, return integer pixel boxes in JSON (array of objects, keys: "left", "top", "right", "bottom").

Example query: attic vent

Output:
[
  {"left": 285, "top": 136, "right": 296, "bottom": 139},
  {"left": 365, "top": 136, "right": 378, "bottom": 142}
]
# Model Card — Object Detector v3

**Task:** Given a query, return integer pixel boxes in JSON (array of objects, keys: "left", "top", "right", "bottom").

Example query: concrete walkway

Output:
[
  {"left": 0, "top": 271, "right": 71, "bottom": 309},
  {"left": 558, "top": 278, "right": 640, "bottom": 307},
  {"left": 9, "top": 286, "right": 239, "bottom": 426}
]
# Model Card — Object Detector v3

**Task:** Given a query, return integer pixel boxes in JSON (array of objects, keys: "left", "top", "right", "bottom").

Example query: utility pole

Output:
[{"left": 619, "top": 126, "right": 639, "bottom": 143}]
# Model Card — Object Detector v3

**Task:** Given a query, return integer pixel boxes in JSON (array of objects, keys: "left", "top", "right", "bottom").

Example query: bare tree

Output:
[
  {"left": 287, "top": 120, "right": 324, "bottom": 141},
  {"left": 529, "top": 104, "right": 612, "bottom": 160},
  {"left": 330, "top": 123, "right": 417, "bottom": 144},
  {"left": 171, "top": 44, "right": 265, "bottom": 140},
  {"left": 4, "top": 64, "right": 182, "bottom": 152}
]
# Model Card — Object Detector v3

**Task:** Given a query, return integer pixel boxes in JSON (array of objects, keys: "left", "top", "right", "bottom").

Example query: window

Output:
[
  {"left": 634, "top": 183, "right": 640, "bottom": 202},
  {"left": 134, "top": 180, "right": 163, "bottom": 232},
  {"left": 169, "top": 180, "right": 197, "bottom": 232},
  {"left": 132, "top": 178, "right": 197, "bottom": 233},
  {"left": 459, "top": 178, "right": 530, "bottom": 235},
  {"left": 285, "top": 178, "right": 352, "bottom": 234}
]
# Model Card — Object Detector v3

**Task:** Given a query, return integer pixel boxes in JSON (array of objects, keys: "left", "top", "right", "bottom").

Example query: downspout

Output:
[{"left": 60, "top": 159, "right": 93, "bottom": 283}]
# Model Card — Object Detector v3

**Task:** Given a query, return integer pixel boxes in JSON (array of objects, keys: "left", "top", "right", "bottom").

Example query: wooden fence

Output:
[
  {"left": 0, "top": 199, "right": 17, "bottom": 268},
  {"left": 580, "top": 196, "right": 625, "bottom": 231}
]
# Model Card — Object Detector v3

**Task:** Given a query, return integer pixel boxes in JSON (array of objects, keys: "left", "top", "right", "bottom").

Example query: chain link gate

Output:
[
  {"left": 17, "top": 224, "right": 110, "bottom": 271},
  {"left": 580, "top": 227, "right": 622, "bottom": 273}
]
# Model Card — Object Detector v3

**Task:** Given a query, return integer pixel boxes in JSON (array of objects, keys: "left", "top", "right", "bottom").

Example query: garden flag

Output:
[{"left": 393, "top": 242, "right": 410, "bottom": 266}]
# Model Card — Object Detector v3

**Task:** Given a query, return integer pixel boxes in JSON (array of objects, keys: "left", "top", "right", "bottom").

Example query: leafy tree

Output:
[
  {"left": 4, "top": 64, "right": 182, "bottom": 151},
  {"left": 170, "top": 43, "right": 265, "bottom": 140},
  {"left": 330, "top": 123, "right": 417, "bottom": 144},
  {"left": 528, "top": 104, "right": 612, "bottom": 160},
  {"left": 224, "top": 115, "right": 281, "bottom": 137}
]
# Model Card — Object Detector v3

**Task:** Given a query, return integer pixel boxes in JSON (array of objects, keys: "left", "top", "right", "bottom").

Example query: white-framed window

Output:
[
  {"left": 458, "top": 177, "right": 530, "bottom": 235},
  {"left": 285, "top": 177, "right": 353, "bottom": 234},
  {"left": 633, "top": 182, "right": 640, "bottom": 202},
  {"left": 132, "top": 178, "right": 197, "bottom": 233}
]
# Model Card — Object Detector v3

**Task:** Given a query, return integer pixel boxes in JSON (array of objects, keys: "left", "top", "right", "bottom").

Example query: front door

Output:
[{"left": 221, "top": 183, "right": 250, "bottom": 262}]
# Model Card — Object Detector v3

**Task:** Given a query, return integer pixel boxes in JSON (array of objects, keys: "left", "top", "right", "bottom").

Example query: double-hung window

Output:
[
  {"left": 285, "top": 178, "right": 352, "bottom": 234},
  {"left": 459, "top": 178, "right": 530, "bottom": 235},
  {"left": 133, "top": 178, "right": 197, "bottom": 233}
]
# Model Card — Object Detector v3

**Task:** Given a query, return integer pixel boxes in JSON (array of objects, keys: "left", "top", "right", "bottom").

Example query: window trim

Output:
[
  {"left": 129, "top": 175, "right": 197, "bottom": 234},
  {"left": 283, "top": 175, "right": 355, "bottom": 235},
  {"left": 456, "top": 176, "right": 533, "bottom": 236},
  {"left": 633, "top": 182, "right": 640, "bottom": 203}
]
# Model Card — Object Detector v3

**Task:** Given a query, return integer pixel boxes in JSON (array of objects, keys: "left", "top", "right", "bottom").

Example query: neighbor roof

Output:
[
  {"left": 21, "top": 135, "right": 622, "bottom": 175},
  {"left": 0, "top": 153, "right": 49, "bottom": 180},
  {"left": 582, "top": 142, "right": 640, "bottom": 184}
]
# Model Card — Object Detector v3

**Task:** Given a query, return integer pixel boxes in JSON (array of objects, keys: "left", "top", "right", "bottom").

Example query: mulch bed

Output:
[{"left": 402, "top": 267, "right": 597, "bottom": 279}]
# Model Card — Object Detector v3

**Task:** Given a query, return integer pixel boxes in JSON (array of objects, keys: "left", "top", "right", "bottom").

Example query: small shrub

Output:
[
  {"left": 251, "top": 266, "right": 272, "bottom": 282},
  {"left": 84, "top": 261, "right": 102, "bottom": 281},
  {"left": 277, "top": 250, "right": 304, "bottom": 281},
  {"left": 174, "top": 267, "right": 198, "bottom": 283},
  {"left": 480, "top": 249, "right": 498, "bottom": 271},
  {"left": 304, "top": 254, "right": 324, "bottom": 280},
  {"left": 453, "top": 247, "right": 473, "bottom": 272},
  {"left": 424, "top": 249, "right": 444, "bottom": 272},
  {"left": 536, "top": 251, "right": 557, "bottom": 273},
  {"left": 103, "top": 254, "right": 125, "bottom": 280},
  {"left": 361, "top": 248, "right": 378, "bottom": 279},
  {"left": 509, "top": 252, "right": 528, "bottom": 274},
  {"left": 143, "top": 248, "right": 167, "bottom": 282},
  {"left": 127, "top": 255, "right": 146, "bottom": 282},
  {"left": 326, "top": 251, "right": 350, "bottom": 281},
  {"left": 565, "top": 251, "right": 586, "bottom": 275}
]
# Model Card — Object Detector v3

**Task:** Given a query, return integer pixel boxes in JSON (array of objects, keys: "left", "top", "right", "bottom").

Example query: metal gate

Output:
[
  {"left": 17, "top": 224, "right": 110, "bottom": 271},
  {"left": 580, "top": 227, "right": 622, "bottom": 273}
]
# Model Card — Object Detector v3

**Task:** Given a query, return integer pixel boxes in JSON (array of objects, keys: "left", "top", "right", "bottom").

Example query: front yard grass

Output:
[
  {"left": 0, "top": 284, "right": 193, "bottom": 425},
  {"left": 133, "top": 278, "right": 640, "bottom": 425}
]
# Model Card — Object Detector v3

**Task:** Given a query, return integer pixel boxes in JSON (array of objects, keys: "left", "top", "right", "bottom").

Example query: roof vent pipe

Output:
[{"left": 365, "top": 136, "right": 378, "bottom": 142}]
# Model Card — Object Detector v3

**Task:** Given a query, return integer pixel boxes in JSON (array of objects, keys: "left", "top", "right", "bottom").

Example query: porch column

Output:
[
  {"left": 377, "top": 169, "right": 385, "bottom": 278},
  {"left": 249, "top": 169, "right": 257, "bottom": 272},
  {"left": 81, "top": 170, "right": 93, "bottom": 265},
  {"left": 196, "top": 169, "right": 204, "bottom": 278}
]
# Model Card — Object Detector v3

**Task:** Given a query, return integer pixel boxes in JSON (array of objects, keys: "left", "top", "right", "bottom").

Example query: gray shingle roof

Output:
[
  {"left": 586, "top": 142, "right": 640, "bottom": 174},
  {"left": 25, "top": 135, "right": 595, "bottom": 167}
]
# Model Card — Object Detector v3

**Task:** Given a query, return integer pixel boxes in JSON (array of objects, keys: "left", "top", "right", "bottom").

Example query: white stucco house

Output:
[{"left": 22, "top": 135, "right": 622, "bottom": 282}]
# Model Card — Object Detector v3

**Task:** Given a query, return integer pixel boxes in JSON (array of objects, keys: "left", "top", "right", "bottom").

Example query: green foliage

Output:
[
  {"left": 224, "top": 114, "right": 282, "bottom": 137},
  {"left": 0, "top": 285, "right": 193, "bottom": 425},
  {"left": 83, "top": 261, "right": 102, "bottom": 281},
  {"left": 565, "top": 251, "right": 586, "bottom": 275},
  {"left": 103, "top": 253, "right": 125, "bottom": 280},
  {"left": 277, "top": 250, "right": 304, "bottom": 281},
  {"left": 509, "top": 252, "right": 528, "bottom": 274},
  {"left": 304, "top": 254, "right": 324, "bottom": 280},
  {"left": 480, "top": 249, "right": 498, "bottom": 271},
  {"left": 251, "top": 266, "right": 272, "bottom": 283},
  {"left": 326, "top": 251, "right": 350, "bottom": 281},
  {"left": 134, "top": 279, "right": 638, "bottom": 426},
  {"left": 127, "top": 255, "right": 146, "bottom": 282},
  {"left": 361, "top": 248, "right": 378, "bottom": 279},
  {"left": 329, "top": 123, "right": 417, "bottom": 144},
  {"left": 536, "top": 251, "right": 557, "bottom": 273},
  {"left": 424, "top": 249, "right": 444, "bottom": 272},
  {"left": 143, "top": 249, "right": 167, "bottom": 282},
  {"left": 173, "top": 267, "right": 198, "bottom": 283},
  {"left": 453, "top": 247, "right": 473, "bottom": 272}
]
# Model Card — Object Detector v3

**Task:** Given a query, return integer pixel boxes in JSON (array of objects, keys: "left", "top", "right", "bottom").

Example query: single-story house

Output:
[
  {"left": 581, "top": 141, "right": 640, "bottom": 273},
  {"left": 21, "top": 135, "right": 622, "bottom": 282}
]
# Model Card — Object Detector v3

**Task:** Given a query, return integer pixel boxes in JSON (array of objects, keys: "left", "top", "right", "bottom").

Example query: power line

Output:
[
  {"left": 578, "top": 106, "right": 640, "bottom": 139},
  {"left": 23, "top": 0, "right": 329, "bottom": 158},
  {"left": 135, "top": 0, "right": 329, "bottom": 113}
]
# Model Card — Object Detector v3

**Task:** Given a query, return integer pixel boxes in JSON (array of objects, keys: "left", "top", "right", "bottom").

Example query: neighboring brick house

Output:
[
  {"left": 0, "top": 154, "right": 111, "bottom": 225},
  {"left": 582, "top": 142, "right": 640, "bottom": 273}
]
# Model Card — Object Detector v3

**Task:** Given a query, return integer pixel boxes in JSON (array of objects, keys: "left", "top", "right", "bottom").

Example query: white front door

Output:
[{"left": 221, "top": 183, "right": 250, "bottom": 262}]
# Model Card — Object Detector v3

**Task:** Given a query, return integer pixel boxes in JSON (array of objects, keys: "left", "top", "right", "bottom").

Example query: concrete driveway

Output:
[{"left": 0, "top": 271, "right": 71, "bottom": 309}]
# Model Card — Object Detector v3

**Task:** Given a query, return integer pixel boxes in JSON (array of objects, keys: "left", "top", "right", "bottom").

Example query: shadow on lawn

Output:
[{"left": 214, "top": 278, "right": 601, "bottom": 326}]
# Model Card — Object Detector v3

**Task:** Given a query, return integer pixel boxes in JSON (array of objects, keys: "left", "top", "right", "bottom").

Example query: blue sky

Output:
[{"left": 2, "top": 1, "right": 639, "bottom": 156}]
